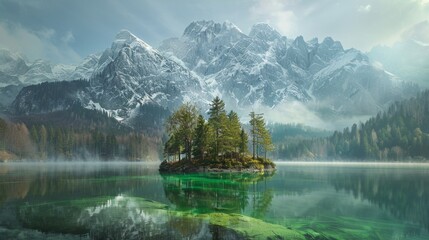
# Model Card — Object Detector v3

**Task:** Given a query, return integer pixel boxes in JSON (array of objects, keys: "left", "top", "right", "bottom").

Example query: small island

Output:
[{"left": 159, "top": 97, "right": 275, "bottom": 173}]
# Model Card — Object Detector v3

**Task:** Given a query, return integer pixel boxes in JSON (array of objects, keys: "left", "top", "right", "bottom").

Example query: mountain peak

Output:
[
  {"left": 320, "top": 37, "right": 344, "bottom": 52},
  {"left": 112, "top": 29, "right": 153, "bottom": 52},
  {"left": 115, "top": 29, "right": 138, "bottom": 41},
  {"left": 250, "top": 23, "right": 275, "bottom": 32},
  {"left": 249, "top": 23, "right": 281, "bottom": 41},
  {"left": 293, "top": 36, "right": 307, "bottom": 50},
  {"left": 183, "top": 20, "right": 242, "bottom": 40},
  {"left": 322, "top": 37, "right": 334, "bottom": 45},
  {"left": 223, "top": 20, "right": 242, "bottom": 33}
]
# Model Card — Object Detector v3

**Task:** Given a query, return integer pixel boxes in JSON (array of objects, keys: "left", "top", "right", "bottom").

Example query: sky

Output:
[{"left": 0, "top": 0, "right": 428, "bottom": 64}]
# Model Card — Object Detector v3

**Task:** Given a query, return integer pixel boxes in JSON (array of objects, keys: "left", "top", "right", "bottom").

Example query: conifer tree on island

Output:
[{"left": 160, "top": 97, "right": 275, "bottom": 173}]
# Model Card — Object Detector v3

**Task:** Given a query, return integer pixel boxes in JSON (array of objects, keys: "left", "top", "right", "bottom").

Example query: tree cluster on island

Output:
[{"left": 160, "top": 97, "right": 275, "bottom": 172}]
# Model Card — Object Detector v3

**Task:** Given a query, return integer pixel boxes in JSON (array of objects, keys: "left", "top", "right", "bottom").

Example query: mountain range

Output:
[
  {"left": 1, "top": 20, "right": 420, "bottom": 130},
  {"left": 369, "top": 39, "right": 429, "bottom": 88}
]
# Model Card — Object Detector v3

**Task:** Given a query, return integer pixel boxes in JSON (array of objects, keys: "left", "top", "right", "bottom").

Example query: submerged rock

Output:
[{"left": 17, "top": 195, "right": 312, "bottom": 240}]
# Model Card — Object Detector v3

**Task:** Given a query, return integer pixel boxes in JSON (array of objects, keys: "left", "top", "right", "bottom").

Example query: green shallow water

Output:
[{"left": 0, "top": 162, "right": 428, "bottom": 239}]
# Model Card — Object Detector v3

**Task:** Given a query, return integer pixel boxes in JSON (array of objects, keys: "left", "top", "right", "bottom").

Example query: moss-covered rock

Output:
[
  {"left": 202, "top": 213, "right": 306, "bottom": 240},
  {"left": 17, "top": 195, "right": 316, "bottom": 240},
  {"left": 159, "top": 156, "right": 276, "bottom": 173}
]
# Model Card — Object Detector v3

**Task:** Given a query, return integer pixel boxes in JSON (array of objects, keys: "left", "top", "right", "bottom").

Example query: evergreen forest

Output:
[
  {"left": 277, "top": 90, "right": 429, "bottom": 161},
  {"left": 0, "top": 107, "right": 161, "bottom": 161}
]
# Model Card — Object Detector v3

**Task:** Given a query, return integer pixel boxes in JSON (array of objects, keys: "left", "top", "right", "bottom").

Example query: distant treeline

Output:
[
  {"left": 0, "top": 107, "right": 161, "bottom": 161},
  {"left": 278, "top": 90, "right": 429, "bottom": 161}
]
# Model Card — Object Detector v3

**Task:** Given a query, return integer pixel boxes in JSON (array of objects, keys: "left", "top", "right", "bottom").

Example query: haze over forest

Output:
[{"left": 0, "top": 0, "right": 428, "bottom": 161}]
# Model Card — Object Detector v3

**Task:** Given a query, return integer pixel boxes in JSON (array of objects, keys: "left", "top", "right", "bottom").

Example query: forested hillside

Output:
[
  {"left": 278, "top": 91, "right": 429, "bottom": 161},
  {"left": 0, "top": 107, "right": 161, "bottom": 161}
]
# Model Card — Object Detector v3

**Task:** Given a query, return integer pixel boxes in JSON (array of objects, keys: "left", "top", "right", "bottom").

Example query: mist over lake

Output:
[{"left": 0, "top": 162, "right": 428, "bottom": 239}]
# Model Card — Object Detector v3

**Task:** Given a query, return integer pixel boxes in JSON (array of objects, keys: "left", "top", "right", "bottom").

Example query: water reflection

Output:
[
  {"left": 161, "top": 172, "right": 275, "bottom": 215},
  {"left": 0, "top": 163, "right": 166, "bottom": 207},
  {"left": 328, "top": 167, "right": 429, "bottom": 231},
  {"left": 0, "top": 163, "right": 428, "bottom": 239},
  {"left": 18, "top": 195, "right": 213, "bottom": 240}
]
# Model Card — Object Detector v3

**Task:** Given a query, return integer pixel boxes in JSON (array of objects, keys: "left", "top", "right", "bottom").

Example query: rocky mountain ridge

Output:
[{"left": 4, "top": 20, "right": 420, "bottom": 129}]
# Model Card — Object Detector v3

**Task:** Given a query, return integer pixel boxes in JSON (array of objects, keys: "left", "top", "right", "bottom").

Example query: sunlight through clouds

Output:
[
  {"left": 249, "top": 0, "right": 297, "bottom": 36},
  {"left": 357, "top": 4, "right": 372, "bottom": 13},
  {"left": 0, "top": 22, "right": 81, "bottom": 64}
]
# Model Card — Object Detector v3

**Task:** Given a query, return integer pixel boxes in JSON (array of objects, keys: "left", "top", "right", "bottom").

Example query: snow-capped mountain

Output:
[
  {"left": 10, "top": 21, "right": 419, "bottom": 130},
  {"left": 67, "top": 53, "right": 100, "bottom": 81},
  {"left": 160, "top": 21, "right": 417, "bottom": 115},
  {"left": 12, "top": 29, "right": 209, "bottom": 127},
  {"left": 160, "top": 22, "right": 310, "bottom": 107},
  {"left": 86, "top": 29, "right": 208, "bottom": 122},
  {"left": 0, "top": 49, "right": 76, "bottom": 108},
  {"left": 0, "top": 49, "right": 75, "bottom": 87},
  {"left": 369, "top": 39, "right": 429, "bottom": 88}
]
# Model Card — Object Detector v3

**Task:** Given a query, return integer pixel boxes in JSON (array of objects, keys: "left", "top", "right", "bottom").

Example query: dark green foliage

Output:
[
  {"left": 0, "top": 117, "right": 159, "bottom": 161},
  {"left": 239, "top": 128, "right": 248, "bottom": 158},
  {"left": 163, "top": 97, "right": 275, "bottom": 171},
  {"left": 165, "top": 103, "right": 199, "bottom": 161},
  {"left": 125, "top": 103, "right": 171, "bottom": 133},
  {"left": 12, "top": 80, "right": 90, "bottom": 115},
  {"left": 279, "top": 90, "right": 429, "bottom": 161},
  {"left": 10, "top": 105, "right": 129, "bottom": 133},
  {"left": 226, "top": 111, "right": 242, "bottom": 159},
  {"left": 192, "top": 115, "right": 209, "bottom": 162},
  {"left": 249, "top": 112, "right": 273, "bottom": 160},
  {"left": 208, "top": 96, "right": 228, "bottom": 161},
  {"left": 0, "top": 118, "right": 6, "bottom": 150}
]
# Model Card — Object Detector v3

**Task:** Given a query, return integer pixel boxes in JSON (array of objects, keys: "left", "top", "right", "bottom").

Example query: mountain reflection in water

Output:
[{"left": 0, "top": 162, "right": 428, "bottom": 240}]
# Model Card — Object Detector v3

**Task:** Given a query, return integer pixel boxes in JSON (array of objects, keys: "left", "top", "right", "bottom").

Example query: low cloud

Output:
[
  {"left": 61, "top": 31, "right": 75, "bottom": 44},
  {"left": 0, "top": 22, "right": 81, "bottom": 64},
  {"left": 358, "top": 4, "right": 372, "bottom": 13},
  {"left": 249, "top": 0, "right": 297, "bottom": 36},
  {"left": 248, "top": 0, "right": 429, "bottom": 51},
  {"left": 401, "top": 20, "right": 429, "bottom": 43},
  {"left": 239, "top": 101, "right": 370, "bottom": 131}
]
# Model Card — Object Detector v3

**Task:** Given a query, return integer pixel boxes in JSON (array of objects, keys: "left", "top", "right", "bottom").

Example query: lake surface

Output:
[{"left": 0, "top": 162, "right": 428, "bottom": 239}]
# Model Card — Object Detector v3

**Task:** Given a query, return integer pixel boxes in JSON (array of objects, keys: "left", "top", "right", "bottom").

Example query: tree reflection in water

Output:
[
  {"left": 328, "top": 167, "right": 429, "bottom": 231},
  {"left": 161, "top": 172, "right": 275, "bottom": 216}
]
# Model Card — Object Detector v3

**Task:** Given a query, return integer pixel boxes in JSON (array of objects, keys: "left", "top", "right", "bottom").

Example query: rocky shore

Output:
[{"left": 159, "top": 158, "right": 276, "bottom": 173}]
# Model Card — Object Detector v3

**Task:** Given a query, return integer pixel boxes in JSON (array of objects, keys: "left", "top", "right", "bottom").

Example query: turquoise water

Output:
[{"left": 0, "top": 162, "right": 428, "bottom": 239}]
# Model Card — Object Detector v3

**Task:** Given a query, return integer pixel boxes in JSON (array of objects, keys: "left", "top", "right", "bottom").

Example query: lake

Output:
[{"left": 0, "top": 162, "right": 428, "bottom": 239}]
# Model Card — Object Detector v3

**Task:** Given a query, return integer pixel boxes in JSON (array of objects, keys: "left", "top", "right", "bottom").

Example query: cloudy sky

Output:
[{"left": 1, "top": 0, "right": 428, "bottom": 64}]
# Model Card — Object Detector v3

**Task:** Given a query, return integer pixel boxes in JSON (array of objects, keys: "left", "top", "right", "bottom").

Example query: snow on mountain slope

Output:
[
  {"left": 67, "top": 54, "right": 100, "bottom": 80},
  {"left": 369, "top": 39, "right": 429, "bottom": 88},
  {"left": 0, "top": 49, "right": 75, "bottom": 87},
  {"left": 160, "top": 21, "right": 418, "bottom": 116},
  {"left": 160, "top": 21, "right": 311, "bottom": 108},
  {"left": 86, "top": 29, "right": 210, "bottom": 122},
  {"left": 9, "top": 21, "right": 419, "bottom": 130}
]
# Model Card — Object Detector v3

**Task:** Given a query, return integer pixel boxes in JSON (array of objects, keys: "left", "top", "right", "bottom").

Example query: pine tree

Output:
[
  {"left": 260, "top": 124, "right": 274, "bottom": 160},
  {"left": 239, "top": 128, "right": 248, "bottom": 158},
  {"left": 250, "top": 112, "right": 273, "bottom": 160},
  {"left": 255, "top": 115, "right": 273, "bottom": 160},
  {"left": 249, "top": 112, "right": 263, "bottom": 159},
  {"left": 165, "top": 103, "right": 199, "bottom": 161},
  {"left": 193, "top": 115, "right": 209, "bottom": 162},
  {"left": 208, "top": 97, "right": 227, "bottom": 161},
  {"left": 0, "top": 118, "right": 6, "bottom": 151},
  {"left": 225, "top": 111, "right": 242, "bottom": 159}
]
